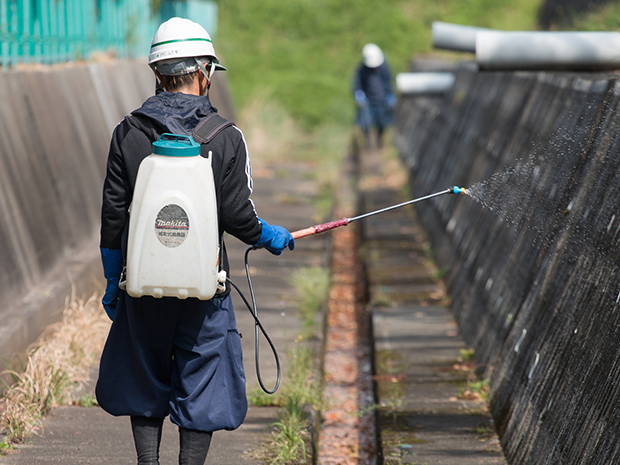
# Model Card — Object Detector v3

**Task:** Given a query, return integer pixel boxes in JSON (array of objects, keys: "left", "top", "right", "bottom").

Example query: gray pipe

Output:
[
  {"left": 477, "top": 31, "right": 620, "bottom": 70},
  {"left": 396, "top": 72, "right": 456, "bottom": 94},
  {"left": 432, "top": 21, "right": 493, "bottom": 53}
]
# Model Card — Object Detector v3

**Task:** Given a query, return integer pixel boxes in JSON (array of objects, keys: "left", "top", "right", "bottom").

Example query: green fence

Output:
[{"left": 0, "top": 0, "right": 218, "bottom": 68}]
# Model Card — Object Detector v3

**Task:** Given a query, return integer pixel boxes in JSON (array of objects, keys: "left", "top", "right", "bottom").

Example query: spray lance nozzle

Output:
[{"left": 290, "top": 186, "right": 468, "bottom": 239}]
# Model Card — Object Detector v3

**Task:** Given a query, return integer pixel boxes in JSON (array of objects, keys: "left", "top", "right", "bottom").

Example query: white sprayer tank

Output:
[{"left": 125, "top": 134, "right": 220, "bottom": 300}]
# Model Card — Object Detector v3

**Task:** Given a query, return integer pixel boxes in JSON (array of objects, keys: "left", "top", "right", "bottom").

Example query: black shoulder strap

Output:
[
  {"left": 192, "top": 113, "right": 234, "bottom": 284},
  {"left": 192, "top": 113, "right": 235, "bottom": 144}
]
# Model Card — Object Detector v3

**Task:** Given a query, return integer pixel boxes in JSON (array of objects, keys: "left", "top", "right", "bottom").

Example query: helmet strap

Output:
[
  {"left": 195, "top": 58, "right": 216, "bottom": 98},
  {"left": 195, "top": 58, "right": 212, "bottom": 85}
]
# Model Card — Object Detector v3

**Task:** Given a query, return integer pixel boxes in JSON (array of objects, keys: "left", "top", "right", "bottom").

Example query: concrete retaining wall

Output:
[
  {"left": 395, "top": 62, "right": 620, "bottom": 463},
  {"left": 0, "top": 61, "right": 234, "bottom": 368},
  {"left": 538, "top": 0, "right": 614, "bottom": 29}
]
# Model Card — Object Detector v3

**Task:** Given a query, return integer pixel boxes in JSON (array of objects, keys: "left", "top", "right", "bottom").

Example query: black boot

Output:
[
  {"left": 131, "top": 416, "right": 164, "bottom": 465},
  {"left": 179, "top": 427, "right": 213, "bottom": 465}
]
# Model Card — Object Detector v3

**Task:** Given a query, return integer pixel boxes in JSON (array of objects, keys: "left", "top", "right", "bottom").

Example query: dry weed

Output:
[
  {"left": 0, "top": 291, "right": 110, "bottom": 445},
  {"left": 238, "top": 94, "right": 302, "bottom": 167}
]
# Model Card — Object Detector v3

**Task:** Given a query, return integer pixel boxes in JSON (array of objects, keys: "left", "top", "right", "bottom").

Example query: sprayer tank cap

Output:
[{"left": 152, "top": 133, "right": 201, "bottom": 157}]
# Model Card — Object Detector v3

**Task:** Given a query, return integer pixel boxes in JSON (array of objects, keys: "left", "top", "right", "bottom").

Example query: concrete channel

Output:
[
  {"left": 356, "top": 141, "right": 506, "bottom": 464},
  {"left": 0, "top": 59, "right": 518, "bottom": 464}
]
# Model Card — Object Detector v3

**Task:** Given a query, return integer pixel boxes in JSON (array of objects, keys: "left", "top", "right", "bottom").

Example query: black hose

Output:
[{"left": 226, "top": 247, "right": 281, "bottom": 394}]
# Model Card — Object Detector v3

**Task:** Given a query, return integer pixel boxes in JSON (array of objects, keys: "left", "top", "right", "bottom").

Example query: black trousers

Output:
[{"left": 131, "top": 416, "right": 213, "bottom": 465}]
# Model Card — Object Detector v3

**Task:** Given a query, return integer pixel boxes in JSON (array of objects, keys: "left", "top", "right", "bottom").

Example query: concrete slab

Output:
[
  {"left": 0, "top": 406, "right": 274, "bottom": 465},
  {"left": 358, "top": 146, "right": 506, "bottom": 464}
]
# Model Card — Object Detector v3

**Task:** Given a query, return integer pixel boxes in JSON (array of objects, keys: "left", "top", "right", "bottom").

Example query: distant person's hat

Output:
[{"left": 362, "top": 43, "right": 384, "bottom": 68}]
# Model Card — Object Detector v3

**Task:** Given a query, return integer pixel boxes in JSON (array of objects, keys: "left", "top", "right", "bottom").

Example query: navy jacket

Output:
[{"left": 353, "top": 62, "right": 393, "bottom": 104}]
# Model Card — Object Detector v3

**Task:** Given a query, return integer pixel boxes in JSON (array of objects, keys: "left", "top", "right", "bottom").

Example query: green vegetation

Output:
[
  {"left": 0, "top": 439, "right": 14, "bottom": 453},
  {"left": 460, "top": 378, "right": 490, "bottom": 402},
  {"left": 270, "top": 345, "right": 322, "bottom": 465},
  {"left": 247, "top": 265, "right": 328, "bottom": 463},
  {"left": 250, "top": 344, "right": 322, "bottom": 465},
  {"left": 246, "top": 266, "right": 329, "bottom": 463},
  {"left": 217, "top": 0, "right": 543, "bottom": 129},
  {"left": 73, "top": 394, "right": 99, "bottom": 408},
  {"left": 573, "top": 3, "right": 620, "bottom": 31},
  {"left": 460, "top": 347, "right": 476, "bottom": 362},
  {"left": 287, "top": 266, "right": 331, "bottom": 330}
]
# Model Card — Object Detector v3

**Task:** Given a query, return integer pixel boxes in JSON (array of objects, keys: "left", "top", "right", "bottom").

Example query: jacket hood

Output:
[{"left": 131, "top": 92, "right": 217, "bottom": 136}]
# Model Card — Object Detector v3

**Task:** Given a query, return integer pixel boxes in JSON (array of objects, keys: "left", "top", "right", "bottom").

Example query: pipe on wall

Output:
[
  {"left": 396, "top": 72, "right": 456, "bottom": 94},
  {"left": 432, "top": 21, "right": 494, "bottom": 53},
  {"left": 477, "top": 31, "right": 620, "bottom": 70}
]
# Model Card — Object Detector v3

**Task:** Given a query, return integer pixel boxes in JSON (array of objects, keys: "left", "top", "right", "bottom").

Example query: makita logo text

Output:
[{"left": 155, "top": 219, "right": 188, "bottom": 229}]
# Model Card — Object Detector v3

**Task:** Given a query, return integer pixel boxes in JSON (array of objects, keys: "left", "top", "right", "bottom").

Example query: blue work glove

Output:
[
  {"left": 254, "top": 218, "right": 295, "bottom": 256},
  {"left": 386, "top": 93, "right": 397, "bottom": 108},
  {"left": 100, "top": 248, "right": 123, "bottom": 321},
  {"left": 354, "top": 90, "right": 368, "bottom": 108}
]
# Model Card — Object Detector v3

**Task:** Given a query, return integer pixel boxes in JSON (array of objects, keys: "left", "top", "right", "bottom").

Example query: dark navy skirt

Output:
[{"left": 95, "top": 293, "right": 247, "bottom": 432}]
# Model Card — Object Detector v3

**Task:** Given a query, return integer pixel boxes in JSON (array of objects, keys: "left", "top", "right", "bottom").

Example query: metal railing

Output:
[{"left": 0, "top": 0, "right": 217, "bottom": 69}]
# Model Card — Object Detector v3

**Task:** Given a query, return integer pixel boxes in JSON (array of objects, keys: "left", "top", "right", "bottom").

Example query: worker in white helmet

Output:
[
  {"left": 353, "top": 43, "right": 397, "bottom": 149},
  {"left": 96, "top": 17, "right": 294, "bottom": 465}
]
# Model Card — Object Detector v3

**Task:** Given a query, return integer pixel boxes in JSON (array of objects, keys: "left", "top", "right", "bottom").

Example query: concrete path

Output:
[
  {"left": 0, "top": 138, "right": 510, "bottom": 465},
  {"left": 358, "top": 145, "right": 506, "bottom": 464},
  {"left": 0, "top": 159, "right": 328, "bottom": 464}
]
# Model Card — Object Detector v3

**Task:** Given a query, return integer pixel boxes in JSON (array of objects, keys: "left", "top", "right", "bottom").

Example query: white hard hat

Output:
[
  {"left": 362, "top": 43, "right": 384, "bottom": 68},
  {"left": 149, "top": 17, "right": 226, "bottom": 75}
]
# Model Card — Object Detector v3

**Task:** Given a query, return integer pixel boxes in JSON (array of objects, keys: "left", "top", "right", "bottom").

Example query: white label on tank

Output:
[{"left": 155, "top": 204, "right": 189, "bottom": 248}]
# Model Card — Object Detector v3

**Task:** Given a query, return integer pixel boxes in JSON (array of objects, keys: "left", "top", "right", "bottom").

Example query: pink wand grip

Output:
[
  {"left": 291, "top": 226, "right": 317, "bottom": 239},
  {"left": 313, "top": 217, "right": 349, "bottom": 234},
  {"left": 291, "top": 218, "right": 349, "bottom": 240}
]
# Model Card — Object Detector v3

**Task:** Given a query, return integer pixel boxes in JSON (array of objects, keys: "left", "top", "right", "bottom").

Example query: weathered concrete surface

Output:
[
  {"left": 0, "top": 62, "right": 153, "bottom": 369},
  {"left": 359, "top": 145, "right": 504, "bottom": 464},
  {"left": 395, "top": 60, "right": 620, "bottom": 463},
  {"left": 318, "top": 144, "right": 376, "bottom": 465},
  {"left": 0, "top": 405, "right": 277, "bottom": 465}
]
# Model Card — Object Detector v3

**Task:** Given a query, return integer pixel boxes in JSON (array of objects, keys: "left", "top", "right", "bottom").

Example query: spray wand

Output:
[
  {"left": 233, "top": 186, "right": 465, "bottom": 394},
  {"left": 291, "top": 186, "right": 466, "bottom": 239}
]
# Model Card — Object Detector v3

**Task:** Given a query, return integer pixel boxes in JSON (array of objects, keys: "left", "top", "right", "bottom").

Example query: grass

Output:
[
  {"left": 217, "top": 0, "right": 543, "bottom": 129},
  {"left": 250, "top": 344, "right": 322, "bottom": 465},
  {"left": 452, "top": 348, "right": 491, "bottom": 403},
  {"left": 0, "top": 292, "right": 110, "bottom": 449},
  {"left": 248, "top": 266, "right": 328, "bottom": 463},
  {"left": 256, "top": 268, "right": 328, "bottom": 464},
  {"left": 573, "top": 3, "right": 620, "bottom": 31},
  {"left": 287, "top": 266, "right": 331, "bottom": 330},
  {"left": 460, "top": 348, "right": 476, "bottom": 362},
  {"left": 460, "top": 378, "right": 490, "bottom": 402},
  {"left": 269, "top": 345, "right": 321, "bottom": 465}
]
